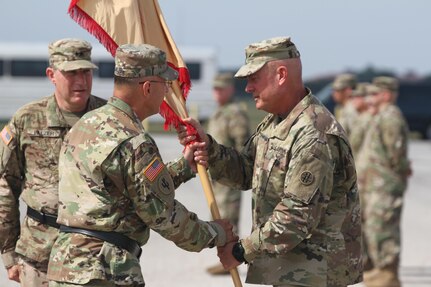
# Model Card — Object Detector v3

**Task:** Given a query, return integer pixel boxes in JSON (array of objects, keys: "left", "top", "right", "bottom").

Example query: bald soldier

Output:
[
  {"left": 180, "top": 37, "right": 362, "bottom": 287},
  {"left": 47, "top": 44, "right": 236, "bottom": 287},
  {"left": 206, "top": 72, "right": 250, "bottom": 275},
  {"left": 358, "top": 77, "right": 410, "bottom": 287},
  {"left": 0, "top": 38, "right": 106, "bottom": 287},
  {"left": 332, "top": 73, "right": 358, "bottom": 136}
]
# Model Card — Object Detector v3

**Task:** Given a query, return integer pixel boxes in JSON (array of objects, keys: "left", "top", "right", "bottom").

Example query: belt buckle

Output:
[{"left": 41, "top": 212, "right": 47, "bottom": 224}]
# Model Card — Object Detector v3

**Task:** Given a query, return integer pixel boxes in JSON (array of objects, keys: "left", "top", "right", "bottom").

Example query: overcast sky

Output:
[{"left": 1, "top": 0, "right": 430, "bottom": 80}]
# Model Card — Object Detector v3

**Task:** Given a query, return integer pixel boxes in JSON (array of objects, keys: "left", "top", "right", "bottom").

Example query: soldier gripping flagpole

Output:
[{"left": 67, "top": 1, "right": 242, "bottom": 286}]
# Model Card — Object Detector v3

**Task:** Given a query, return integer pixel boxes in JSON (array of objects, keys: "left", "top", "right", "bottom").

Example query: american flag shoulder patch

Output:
[
  {"left": 1, "top": 126, "right": 13, "bottom": 146},
  {"left": 144, "top": 157, "right": 165, "bottom": 182}
]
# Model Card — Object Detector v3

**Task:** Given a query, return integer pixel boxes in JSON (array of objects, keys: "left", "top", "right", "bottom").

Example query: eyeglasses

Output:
[{"left": 139, "top": 80, "right": 172, "bottom": 88}]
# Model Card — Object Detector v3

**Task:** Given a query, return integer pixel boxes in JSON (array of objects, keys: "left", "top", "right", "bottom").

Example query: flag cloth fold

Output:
[{"left": 68, "top": 0, "right": 191, "bottom": 130}]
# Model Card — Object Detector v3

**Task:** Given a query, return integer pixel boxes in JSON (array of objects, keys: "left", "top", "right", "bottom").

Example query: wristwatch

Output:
[{"left": 232, "top": 241, "right": 246, "bottom": 263}]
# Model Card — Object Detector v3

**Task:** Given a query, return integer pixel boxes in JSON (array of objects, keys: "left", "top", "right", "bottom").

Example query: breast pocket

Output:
[
  {"left": 253, "top": 142, "right": 289, "bottom": 197},
  {"left": 24, "top": 129, "right": 63, "bottom": 173}
]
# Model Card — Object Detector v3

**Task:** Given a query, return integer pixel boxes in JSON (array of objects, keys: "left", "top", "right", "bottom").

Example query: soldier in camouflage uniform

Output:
[
  {"left": 348, "top": 82, "right": 373, "bottom": 159},
  {"left": 332, "top": 73, "right": 358, "bottom": 137},
  {"left": 206, "top": 72, "right": 250, "bottom": 275},
  {"left": 180, "top": 37, "right": 362, "bottom": 287},
  {"left": 358, "top": 77, "right": 410, "bottom": 287},
  {"left": 47, "top": 44, "right": 236, "bottom": 287},
  {"left": 0, "top": 38, "right": 106, "bottom": 287}
]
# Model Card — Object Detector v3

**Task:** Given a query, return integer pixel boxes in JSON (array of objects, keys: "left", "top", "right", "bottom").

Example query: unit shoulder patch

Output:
[{"left": 300, "top": 170, "right": 314, "bottom": 186}]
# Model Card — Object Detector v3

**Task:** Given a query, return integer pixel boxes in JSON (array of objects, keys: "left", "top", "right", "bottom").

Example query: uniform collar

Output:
[
  {"left": 46, "top": 94, "right": 69, "bottom": 128},
  {"left": 264, "top": 88, "right": 317, "bottom": 140},
  {"left": 107, "top": 96, "right": 145, "bottom": 133},
  {"left": 46, "top": 94, "right": 101, "bottom": 128}
]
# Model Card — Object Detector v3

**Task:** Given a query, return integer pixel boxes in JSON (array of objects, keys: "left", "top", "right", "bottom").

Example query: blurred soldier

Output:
[
  {"left": 47, "top": 44, "right": 236, "bottom": 287},
  {"left": 0, "top": 38, "right": 106, "bottom": 287},
  {"left": 349, "top": 82, "right": 372, "bottom": 158},
  {"left": 180, "top": 37, "right": 362, "bottom": 287},
  {"left": 206, "top": 72, "right": 250, "bottom": 275},
  {"left": 332, "top": 73, "right": 358, "bottom": 136},
  {"left": 359, "top": 77, "right": 410, "bottom": 287}
]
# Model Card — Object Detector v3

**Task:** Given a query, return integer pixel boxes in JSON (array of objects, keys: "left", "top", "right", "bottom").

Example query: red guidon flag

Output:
[{"left": 68, "top": 0, "right": 191, "bottom": 130}]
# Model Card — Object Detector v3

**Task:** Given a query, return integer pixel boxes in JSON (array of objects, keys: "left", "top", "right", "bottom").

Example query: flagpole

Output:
[{"left": 197, "top": 164, "right": 243, "bottom": 287}]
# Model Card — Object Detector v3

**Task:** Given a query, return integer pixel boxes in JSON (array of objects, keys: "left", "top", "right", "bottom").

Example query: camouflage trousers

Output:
[
  {"left": 18, "top": 257, "right": 49, "bottom": 287},
  {"left": 49, "top": 280, "right": 145, "bottom": 287},
  {"left": 212, "top": 181, "right": 242, "bottom": 233},
  {"left": 361, "top": 177, "right": 404, "bottom": 270}
]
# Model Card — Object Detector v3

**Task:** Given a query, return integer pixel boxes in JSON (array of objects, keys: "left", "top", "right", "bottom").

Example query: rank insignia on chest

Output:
[
  {"left": 1, "top": 126, "right": 13, "bottom": 146},
  {"left": 144, "top": 157, "right": 164, "bottom": 182}
]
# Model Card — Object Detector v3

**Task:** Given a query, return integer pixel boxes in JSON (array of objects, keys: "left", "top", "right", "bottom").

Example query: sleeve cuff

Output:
[
  {"left": 2, "top": 250, "right": 19, "bottom": 269},
  {"left": 207, "top": 135, "right": 220, "bottom": 165},
  {"left": 208, "top": 221, "right": 226, "bottom": 247},
  {"left": 241, "top": 229, "right": 261, "bottom": 263}
]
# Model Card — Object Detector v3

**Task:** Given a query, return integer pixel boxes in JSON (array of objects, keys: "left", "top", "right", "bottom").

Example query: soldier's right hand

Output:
[
  {"left": 7, "top": 264, "right": 20, "bottom": 283},
  {"left": 177, "top": 118, "right": 210, "bottom": 147}
]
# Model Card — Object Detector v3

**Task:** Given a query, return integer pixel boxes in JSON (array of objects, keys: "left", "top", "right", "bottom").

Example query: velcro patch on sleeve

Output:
[
  {"left": 144, "top": 157, "right": 165, "bottom": 182},
  {"left": 1, "top": 126, "right": 13, "bottom": 146}
]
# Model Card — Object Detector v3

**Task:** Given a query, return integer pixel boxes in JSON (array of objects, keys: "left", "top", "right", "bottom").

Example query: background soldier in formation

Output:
[
  {"left": 180, "top": 36, "right": 362, "bottom": 287},
  {"left": 0, "top": 38, "right": 106, "bottom": 287},
  {"left": 206, "top": 72, "right": 250, "bottom": 275},
  {"left": 47, "top": 44, "right": 236, "bottom": 287},
  {"left": 348, "top": 82, "right": 373, "bottom": 158},
  {"left": 357, "top": 77, "right": 411, "bottom": 287},
  {"left": 332, "top": 73, "right": 358, "bottom": 137}
]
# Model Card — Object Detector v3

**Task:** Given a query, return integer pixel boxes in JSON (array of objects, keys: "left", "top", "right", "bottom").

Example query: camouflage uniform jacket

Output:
[
  {"left": 349, "top": 112, "right": 372, "bottom": 160},
  {"left": 48, "top": 97, "right": 221, "bottom": 285},
  {"left": 207, "top": 99, "right": 250, "bottom": 150},
  {"left": 0, "top": 94, "right": 106, "bottom": 268},
  {"left": 337, "top": 102, "right": 358, "bottom": 137},
  {"left": 208, "top": 91, "right": 362, "bottom": 286},
  {"left": 358, "top": 104, "right": 409, "bottom": 193}
]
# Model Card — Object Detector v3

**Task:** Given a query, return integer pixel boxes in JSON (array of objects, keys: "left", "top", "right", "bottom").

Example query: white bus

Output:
[{"left": 0, "top": 43, "right": 217, "bottom": 122}]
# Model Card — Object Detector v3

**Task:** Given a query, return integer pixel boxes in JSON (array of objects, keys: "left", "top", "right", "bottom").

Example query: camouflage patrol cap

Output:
[
  {"left": 235, "top": 37, "right": 300, "bottom": 78},
  {"left": 351, "top": 82, "right": 368, "bottom": 97},
  {"left": 114, "top": 44, "right": 178, "bottom": 81},
  {"left": 213, "top": 72, "right": 234, "bottom": 88},
  {"left": 48, "top": 38, "right": 98, "bottom": 71},
  {"left": 373, "top": 76, "right": 399, "bottom": 92},
  {"left": 332, "top": 73, "right": 357, "bottom": 90}
]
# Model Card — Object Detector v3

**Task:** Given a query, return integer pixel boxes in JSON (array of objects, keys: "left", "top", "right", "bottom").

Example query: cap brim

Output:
[
  {"left": 58, "top": 60, "right": 98, "bottom": 71},
  {"left": 234, "top": 61, "right": 266, "bottom": 78},
  {"left": 159, "top": 66, "right": 178, "bottom": 81}
]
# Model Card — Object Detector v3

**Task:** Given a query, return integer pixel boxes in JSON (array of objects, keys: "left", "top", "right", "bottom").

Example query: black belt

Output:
[
  {"left": 26, "top": 206, "right": 60, "bottom": 229},
  {"left": 59, "top": 225, "right": 142, "bottom": 259}
]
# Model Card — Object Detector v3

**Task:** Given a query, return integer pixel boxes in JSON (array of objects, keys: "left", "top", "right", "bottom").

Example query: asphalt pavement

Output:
[{"left": 1, "top": 135, "right": 430, "bottom": 287}]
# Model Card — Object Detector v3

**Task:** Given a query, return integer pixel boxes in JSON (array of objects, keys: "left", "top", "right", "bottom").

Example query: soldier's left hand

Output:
[
  {"left": 217, "top": 241, "right": 241, "bottom": 270},
  {"left": 7, "top": 264, "right": 20, "bottom": 283},
  {"left": 183, "top": 141, "right": 208, "bottom": 172}
]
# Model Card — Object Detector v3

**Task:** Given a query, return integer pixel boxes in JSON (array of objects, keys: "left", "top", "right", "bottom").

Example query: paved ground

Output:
[{"left": 1, "top": 135, "right": 430, "bottom": 286}]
